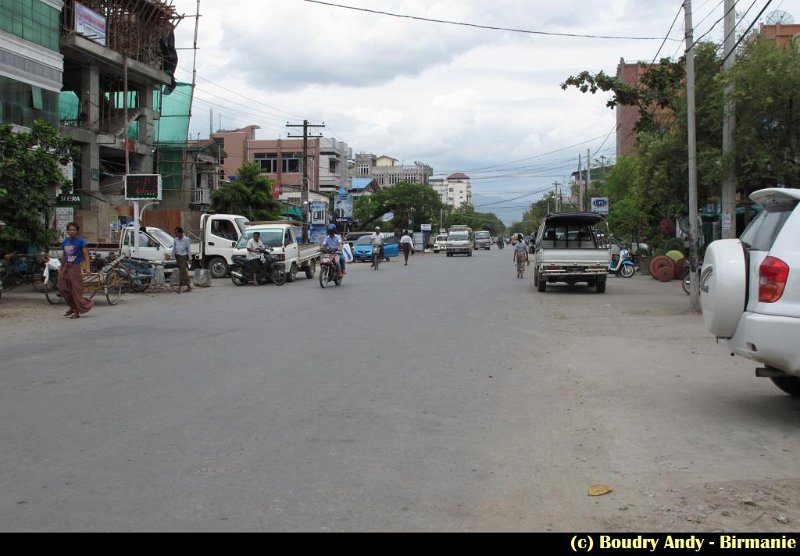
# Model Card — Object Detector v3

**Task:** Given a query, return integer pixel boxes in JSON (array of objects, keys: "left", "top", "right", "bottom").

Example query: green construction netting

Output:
[{"left": 59, "top": 83, "right": 191, "bottom": 190}]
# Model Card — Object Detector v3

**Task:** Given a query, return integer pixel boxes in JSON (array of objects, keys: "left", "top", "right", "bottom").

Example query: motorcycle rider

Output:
[
  {"left": 246, "top": 231, "right": 266, "bottom": 286},
  {"left": 322, "top": 224, "right": 343, "bottom": 278}
]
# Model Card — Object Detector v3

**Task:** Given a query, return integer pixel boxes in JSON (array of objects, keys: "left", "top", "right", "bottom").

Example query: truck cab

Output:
[
  {"left": 474, "top": 230, "right": 492, "bottom": 250},
  {"left": 198, "top": 213, "right": 249, "bottom": 278}
]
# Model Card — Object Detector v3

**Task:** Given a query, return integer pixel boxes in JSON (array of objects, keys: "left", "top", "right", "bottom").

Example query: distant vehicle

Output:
[
  {"left": 446, "top": 229, "right": 473, "bottom": 257},
  {"left": 352, "top": 233, "right": 399, "bottom": 262},
  {"left": 345, "top": 231, "right": 372, "bottom": 249},
  {"left": 433, "top": 233, "right": 448, "bottom": 253},
  {"left": 474, "top": 230, "right": 492, "bottom": 250},
  {"left": 700, "top": 188, "right": 800, "bottom": 397}
]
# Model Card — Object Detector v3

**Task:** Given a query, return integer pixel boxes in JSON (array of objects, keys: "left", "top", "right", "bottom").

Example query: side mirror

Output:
[{"left": 231, "top": 241, "right": 236, "bottom": 247}]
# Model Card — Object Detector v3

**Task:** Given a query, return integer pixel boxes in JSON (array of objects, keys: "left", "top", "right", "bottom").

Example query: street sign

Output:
[
  {"left": 125, "top": 174, "right": 162, "bottom": 201},
  {"left": 591, "top": 197, "right": 609, "bottom": 215},
  {"left": 420, "top": 223, "right": 432, "bottom": 231}
]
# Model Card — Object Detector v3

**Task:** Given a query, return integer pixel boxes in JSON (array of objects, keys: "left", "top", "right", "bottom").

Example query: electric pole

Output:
[
  {"left": 722, "top": 0, "right": 737, "bottom": 239},
  {"left": 577, "top": 155, "right": 583, "bottom": 212},
  {"left": 685, "top": 0, "right": 701, "bottom": 312},
  {"left": 586, "top": 148, "right": 592, "bottom": 212},
  {"left": 287, "top": 119, "right": 324, "bottom": 242}
]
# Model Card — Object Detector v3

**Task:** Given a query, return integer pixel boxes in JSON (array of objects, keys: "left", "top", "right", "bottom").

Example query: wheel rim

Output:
[
  {"left": 621, "top": 265, "right": 635, "bottom": 278},
  {"left": 210, "top": 259, "right": 228, "bottom": 278},
  {"left": 319, "top": 266, "right": 328, "bottom": 288},
  {"left": 105, "top": 270, "right": 123, "bottom": 305},
  {"left": 272, "top": 268, "right": 286, "bottom": 285}
]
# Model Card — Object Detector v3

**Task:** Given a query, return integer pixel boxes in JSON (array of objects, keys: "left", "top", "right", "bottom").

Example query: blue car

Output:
[{"left": 352, "top": 234, "right": 399, "bottom": 262}]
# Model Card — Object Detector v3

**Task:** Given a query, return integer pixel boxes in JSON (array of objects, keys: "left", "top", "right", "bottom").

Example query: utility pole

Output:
[
  {"left": 577, "top": 155, "right": 583, "bottom": 212},
  {"left": 685, "top": 0, "right": 701, "bottom": 312},
  {"left": 721, "top": 0, "right": 737, "bottom": 239},
  {"left": 586, "top": 148, "right": 592, "bottom": 212},
  {"left": 287, "top": 119, "right": 324, "bottom": 242},
  {"left": 553, "top": 181, "right": 560, "bottom": 212}
]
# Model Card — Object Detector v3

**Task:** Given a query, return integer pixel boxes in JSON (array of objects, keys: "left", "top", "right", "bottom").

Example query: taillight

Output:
[{"left": 759, "top": 256, "right": 790, "bottom": 303}]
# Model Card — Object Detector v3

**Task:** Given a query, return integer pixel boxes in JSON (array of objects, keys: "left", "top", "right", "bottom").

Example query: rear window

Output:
[{"left": 739, "top": 201, "right": 797, "bottom": 251}]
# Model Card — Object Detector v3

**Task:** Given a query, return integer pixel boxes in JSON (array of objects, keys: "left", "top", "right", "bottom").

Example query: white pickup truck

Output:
[
  {"left": 195, "top": 213, "right": 249, "bottom": 278},
  {"left": 118, "top": 225, "right": 183, "bottom": 272},
  {"left": 532, "top": 212, "right": 610, "bottom": 293},
  {"left": 236, "top": 221, "right": 320, "bottom": 282}
]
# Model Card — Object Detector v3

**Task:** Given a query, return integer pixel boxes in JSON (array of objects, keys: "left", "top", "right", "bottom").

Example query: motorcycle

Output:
[
  {"left": 608, "top": 247, "right": 636, "bottom": 278},
  {"left": 319, "top": 248, "right": 343, "bottom": 288},
  {"left": 497, "top": 238, "right": 504, "bottom": 250},
  {"left": 230, "top": 248, "right": 286, "bottom": 286}
]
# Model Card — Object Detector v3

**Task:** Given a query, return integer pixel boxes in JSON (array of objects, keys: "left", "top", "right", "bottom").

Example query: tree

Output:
[
  {"left": 210, "top": 161, "right": 282, "bottom": 221},
  {"left": 0, "top": 121, "right": 77, "bottom": 252},
  {"left": 726, "top": 37, "right": 800, "bottom": 188},
  {"left": 353, "top": 182, "right": 443, "bottom": 232}
]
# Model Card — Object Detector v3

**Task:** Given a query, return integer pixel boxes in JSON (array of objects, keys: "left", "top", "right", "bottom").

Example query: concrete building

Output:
[
  {"left": 431, "top": 173, "right": 472, "bottom": 208},
  {"left": 759, "top": 22, "right": 800, "bottom": 47},
  {"left": 0, "top": 0, "right": 64, "bottom": 131},
  {"left": 211, "top": 126, "right": 352, "bottom": 198},
  {"left": 56, "top": 0, "right": 183, "bottom": 242},
  {"left": 351, "top": 152, "right": 432, "bottom": 188}
]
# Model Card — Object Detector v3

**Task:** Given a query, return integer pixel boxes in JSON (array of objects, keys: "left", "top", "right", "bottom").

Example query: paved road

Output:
[{"left": 1, "top": 249, "right": 798, "bottom": 531}]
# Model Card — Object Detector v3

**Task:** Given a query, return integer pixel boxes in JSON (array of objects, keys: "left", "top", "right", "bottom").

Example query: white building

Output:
[
  {"left": 432, "top": 173, "right": 472, "bottom": 208},
  {"left": 351, "top": 153, "right": 432, "bottom": 187}
]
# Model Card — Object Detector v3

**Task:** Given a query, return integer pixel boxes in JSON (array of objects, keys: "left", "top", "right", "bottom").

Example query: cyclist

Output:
[{"left": 370, "top": 226, "right": 384, "bottom": 269}]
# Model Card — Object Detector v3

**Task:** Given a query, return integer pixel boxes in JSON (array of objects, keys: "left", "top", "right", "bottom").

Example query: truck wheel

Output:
[
  {"left": 208, "top": 257, "right": 228, "bottom": 279},
  {"left": 596, "top": 278, "right": 607, "bottom": 293},
  {"left": 272, "top": 267, "right": 286, "bottom": 286},
  {"left": 537, "top": 274, "right": 546, "bottom": 292},
  {"left": 305, "top": 261, "right": 316, "bottom": 279},
  {"left": 287, "top": 263, "right": 298, "bottom": 283},
  {"left": 770, "top": 376, "right": 800, "bottom": 397}
]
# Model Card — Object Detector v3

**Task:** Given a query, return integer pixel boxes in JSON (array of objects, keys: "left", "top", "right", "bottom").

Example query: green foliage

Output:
[
  {"left": 353, "top": 182, "right": 444, "bottom": 232},
  {"left": 0, "top": 120, "right": 77, "bottom": 251},
  {"left": 726, "top": 38, "right": 800, "bottom": 187},
  {"left": 210, "top": 161, "right": 282, "bottom": 221},
  {"left": 444, "top": 203, "right": 506, "bottom": 236}
]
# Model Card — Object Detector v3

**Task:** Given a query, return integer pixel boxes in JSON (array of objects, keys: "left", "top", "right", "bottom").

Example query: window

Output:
[
  {"left": 254, "top": 153, "right": 277, "bottom": 173},
  {"left": 282, "top": 156, "right": 300, "bottom": 173}
]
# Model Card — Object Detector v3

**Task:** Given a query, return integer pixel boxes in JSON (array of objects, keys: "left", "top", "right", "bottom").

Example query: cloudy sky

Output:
[{"left": 169, "top": 0, "right": 800, "bottom": 223}]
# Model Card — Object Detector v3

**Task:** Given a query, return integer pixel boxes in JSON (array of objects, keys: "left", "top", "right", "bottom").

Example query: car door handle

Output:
[{"left": 208, "top": 242, "right": 215, "bottom": 246}]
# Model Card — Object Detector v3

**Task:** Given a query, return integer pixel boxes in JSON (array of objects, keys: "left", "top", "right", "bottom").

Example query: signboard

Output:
[
  {"left": 125, "top": 174, "right": 162, "bottom": 201},
  {"left": 591, "top": 197, "right": 609, "bottom": 215},
  {"left": 74, "top": 3, "right": 107, "bottom": 46},
  {"left": 333, "top": 195, "right": 354, "bottom": 223},
  {"left": 420, "top": 223, "right": 432, "bottom": 232},
  {"left": 57, "top": 193, "right": 82, "bottom": 207}
]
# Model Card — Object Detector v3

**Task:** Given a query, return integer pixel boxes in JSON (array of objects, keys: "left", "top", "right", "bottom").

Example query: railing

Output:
[{"left": 191, "top": 188, "right": 211, "bottom": 205}]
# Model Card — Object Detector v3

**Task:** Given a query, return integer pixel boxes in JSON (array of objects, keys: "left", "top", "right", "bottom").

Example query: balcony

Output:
[{"left": 191, "top": 188, "right": 211, "bottom": 206}]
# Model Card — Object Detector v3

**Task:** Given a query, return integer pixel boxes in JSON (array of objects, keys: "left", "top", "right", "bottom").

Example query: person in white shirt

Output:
[
  {"left": 400, "top": 230, "right": 413, "bottom": 266},
  {"left": 246, "top": 232, "right": 266, "bottom": 286},
  {"left": 370, "top": 226, "right": 384, "bottom": 269}
]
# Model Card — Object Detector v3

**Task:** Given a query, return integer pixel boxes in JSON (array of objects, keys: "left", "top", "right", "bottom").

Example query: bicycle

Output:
[
  {"left": 45, "top": 257, "right": 126, "bottom": 306},
  {"left": 117, "top": 256, "right": 155, "bottom": 292},
  {"left": 682, "top": 258, "right": 703, "bottom": 295},
  {"left": 0, "top": 253, "right": 47, "bottom": 299},
  {"left": 371, "top": 245, "right": 382, "bottom": 271}
]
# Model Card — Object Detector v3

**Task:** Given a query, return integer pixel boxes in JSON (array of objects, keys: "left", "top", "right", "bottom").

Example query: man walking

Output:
[
  {"left": 400, "top": 230, "right": 413, "bottom": 266},
  {"left": 171, "top": 227, "right": 192, "bottom": 293}
]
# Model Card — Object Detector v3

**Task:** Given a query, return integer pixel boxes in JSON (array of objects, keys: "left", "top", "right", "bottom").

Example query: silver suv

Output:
[{"left": 701, "top": 188, "right": 800, "bottom": 396}]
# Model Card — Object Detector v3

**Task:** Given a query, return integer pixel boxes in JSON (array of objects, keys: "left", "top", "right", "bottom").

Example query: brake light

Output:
[{"left": 759, "top": 256, "right": 789, "bottom": 303}]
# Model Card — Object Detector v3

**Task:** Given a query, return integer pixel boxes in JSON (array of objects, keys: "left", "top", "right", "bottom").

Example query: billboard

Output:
[
  {"left": 591, "top": 197, "right": 609, "bottom": 215},
  {"left": 75, "top": 3, "right": 107, "bottom": 46}
]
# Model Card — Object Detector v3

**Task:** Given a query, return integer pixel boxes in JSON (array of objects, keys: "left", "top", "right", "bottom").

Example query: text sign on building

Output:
[
  {"left": 75, "top": 3, "right": 107, "bottom": 46},
  {"left": 125, "top": 174, "right": 162, "bottom": 201},
  {"left": 591, "top": 197, "right": 610, "bottom": 215}
]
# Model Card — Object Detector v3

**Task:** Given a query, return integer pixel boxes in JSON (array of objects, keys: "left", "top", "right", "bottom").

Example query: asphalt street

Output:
[{"left": 1, "top": 249, "right": 798, "bottom": 531}]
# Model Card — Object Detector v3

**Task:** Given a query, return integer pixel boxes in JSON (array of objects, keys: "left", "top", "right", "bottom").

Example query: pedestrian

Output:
[
  {"left": 58, "top": 221, "right": 94, "bottom": 319},
  {"left": 513, "top": 233, "right": 529, "bottom": 279},
  {"left": 400, "top": 229, "right": 413, "bottom": 266},
  {"left": 370, "top": 226, "right": 384, "bottom": 269},
  {"left": 171, "top": 226, "right": 192, "bottom": 293}
]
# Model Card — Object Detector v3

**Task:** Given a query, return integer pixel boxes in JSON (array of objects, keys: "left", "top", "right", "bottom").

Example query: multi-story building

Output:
[
  {"left": 0, "top": 0, "right": 64, "bottom": 130},
  {"left": 212, "top": 126, "right": 351, "bottom": 198},
  {"left": 56, "top": 0, "right": 183, "bottom": 242},
  {"left": 351, "top": 152, "right": 432, "bottom": 188},
  {"left": 431, "top": 173, "right": 472, "bottom": 208}
]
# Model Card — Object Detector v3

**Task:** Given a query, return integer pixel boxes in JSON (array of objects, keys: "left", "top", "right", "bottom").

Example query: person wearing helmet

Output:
[
  {"left": 370, "top": 226, "right": 384, "bottom": 269},
  {"left": 322, "top": 223, "right": 343, "bottom": 278}
]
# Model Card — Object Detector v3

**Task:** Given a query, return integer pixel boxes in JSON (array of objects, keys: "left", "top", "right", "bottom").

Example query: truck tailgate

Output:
[{"left": 542, "top": 249, "right": 608, "bottom": 265}]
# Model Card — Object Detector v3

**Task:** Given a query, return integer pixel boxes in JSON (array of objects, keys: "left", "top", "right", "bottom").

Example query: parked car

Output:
[
  {"left": 700, "top": 188, "right": 800, "bottom": 397},
  {"left": 433, "top": 233, "right": 448, "bottom": 253},
  {"left": 352, "top": 234, "right": 399, "bottom": 262},
  {"left": 345, "top": 231, "right": 372, "bottom": 249}
]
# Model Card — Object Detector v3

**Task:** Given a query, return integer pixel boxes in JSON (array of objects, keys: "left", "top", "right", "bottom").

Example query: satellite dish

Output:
[{"left": 765, "top": 10, "right": 795, "bottom": 24}]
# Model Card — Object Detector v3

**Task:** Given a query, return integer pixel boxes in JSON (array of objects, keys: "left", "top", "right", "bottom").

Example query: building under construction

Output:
[{"left": 58, "top": 0, "right": 189, "bottom": 243}]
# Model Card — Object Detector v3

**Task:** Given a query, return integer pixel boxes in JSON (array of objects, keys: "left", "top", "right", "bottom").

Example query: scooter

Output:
[
  {"left": 319, "top": 248, "right": 343, "bottom": 288},
  {"left": 230, "top": 248, "right": 286, "bottom": 286},
  {"left": 608, "top": 247, "right": 636, "bottom": 278}
]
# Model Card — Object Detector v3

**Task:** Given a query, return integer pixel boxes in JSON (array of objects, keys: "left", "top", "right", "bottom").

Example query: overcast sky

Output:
[{"left": 170, "top": 0, "right": 800, "bottom": 223}]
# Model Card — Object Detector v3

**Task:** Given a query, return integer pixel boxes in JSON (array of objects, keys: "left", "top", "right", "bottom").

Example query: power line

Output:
[{"left": 302, "top": 0, "right": 683, "bottom": 41}]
